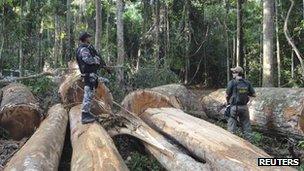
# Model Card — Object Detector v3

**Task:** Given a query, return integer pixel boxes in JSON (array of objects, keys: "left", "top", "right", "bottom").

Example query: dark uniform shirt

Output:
[{"left": 226, "top": 78, "right": 255, "bottom": 104}]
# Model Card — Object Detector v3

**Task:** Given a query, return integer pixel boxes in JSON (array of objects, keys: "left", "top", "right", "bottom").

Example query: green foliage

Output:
[
  {"left": 297, "top": 141, "right": 304, "bottom": 150},
  {"left": 251, "top": 132, "right": 263, "bottom": 145},
  {"left": 22, "top": 76, "right": 54, "bottom": 95},
  {"left": 125, "top": 152, "right": 163, "bottom": 171},
  {"left": 129, "top": 66, "right": 179, "bottom": 89}
]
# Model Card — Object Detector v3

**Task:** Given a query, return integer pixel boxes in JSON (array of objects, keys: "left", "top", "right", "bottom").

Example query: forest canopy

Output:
[{"left": 0, "top": 0, "right": 304, "bottom": 88}]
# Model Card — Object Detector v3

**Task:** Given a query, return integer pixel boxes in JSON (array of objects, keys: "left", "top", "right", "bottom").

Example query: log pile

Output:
[
  {"left": 0, "top": 83, "right": 41, "bottom": 140},
  {"left": 200, "top": 88, "right": 304, "bottom": 138},
  {"left": 121, "top": 89, "right": 295, "bottom": 171},
  {"left": 69, "top": 105, "right": 128, "bottom": 171},
  {"left": 4, "top": 104, "right": 68, "bottom": 171}
]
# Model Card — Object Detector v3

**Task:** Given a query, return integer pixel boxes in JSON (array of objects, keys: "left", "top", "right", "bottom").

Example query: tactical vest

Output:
[
  {"left": 231, "top": 79, "right": 250, "bottom": 105},
  {"left": 76, "top": 44, "right": 99, "bottom": 74}
]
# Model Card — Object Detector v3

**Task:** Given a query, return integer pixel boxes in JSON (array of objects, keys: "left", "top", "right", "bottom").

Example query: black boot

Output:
[{"left": 81, "top": 112, "right": 96, "bottom": 124}]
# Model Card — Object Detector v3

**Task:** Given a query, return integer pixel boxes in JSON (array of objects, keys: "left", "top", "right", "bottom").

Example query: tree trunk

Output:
[
  {"left": 69, "top": 105, "right": 128, "bottom": 171},
  {"left": 0, "top": 83, "right": 41, "bottom": 140},
  {"left": 236, "top": 0, "right": 244, "bottom": 67},
  {"left": 284, "top": 0, "right": 304, "bottom": 78},
  {"left": 200, "top": 88, "right": 304, "bottom": 138},
  {"left": 165, "top": 1, "right": 170, "bottom": 61},
  {"left": 54, "top": 14, "right": 60, "bottom": 67},
  {"left": 224, "top": 0, "right": 230, "bottom": 83},
  {"left": 153, "top": 0, "right": 160, "bottom": 62},
  {"left": 142, "top": 108, "right": 294, "bottom": 171},
  {"left": 95, "top": 0, "right": 102, "bottom": 52},
  {"left": 121, "top": 90, "right": 293, "bottom": 170},
  {"left": 59, "top": 66, "right": 113, "bottom": 115},
  {"left": 4, "top": 104, "right": 68, "bottom": 171},
  {"left": 275, "top": 0, "right": 281, "bottom": 87},
  {"left": 292, "top": 51, "right": 294, "bottom": 79},
  {"left": 106, "top": 2, "right": 111, "bottom": 63},
  {"left": 19, "top": 41, "right": 23, "bottom": 77},
  {"left": 184, "top": 0, "right": 190, "bottom": 84},
  {"left": 66, "top": 0, "right": 72, "bottom": 61},
  {"left": 263, "top": 0, "right": 274, "bottom": 87},
  {"left": 116, "top": 0, "right": 125, "bottom": 87}
]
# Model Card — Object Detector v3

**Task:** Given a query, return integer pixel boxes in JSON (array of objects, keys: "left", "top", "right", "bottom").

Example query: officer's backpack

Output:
[{"left": 231, "top": 80, "right": 250, "bottom": 105}]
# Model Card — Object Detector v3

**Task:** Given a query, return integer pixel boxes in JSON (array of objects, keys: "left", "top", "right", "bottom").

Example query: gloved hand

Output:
[
  {"left": 98, "top": 76, "right": 109, "bottom": 84},
  {"left": 94, "top": 56, "right": 101, "bottom": 65}
]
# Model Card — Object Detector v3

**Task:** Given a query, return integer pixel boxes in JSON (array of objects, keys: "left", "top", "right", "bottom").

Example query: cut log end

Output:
[
  {"left": 121, "top": 90, "right": 181, "bottom": 116},
  {"left": 4, "top": 104, "right": 68, "bottom": 171},
  {"left": 0, "top": 83, "right": 41, "bottom": 140},
  {"left": 59, "top": 74, "right": 113, "bottom": 115}
]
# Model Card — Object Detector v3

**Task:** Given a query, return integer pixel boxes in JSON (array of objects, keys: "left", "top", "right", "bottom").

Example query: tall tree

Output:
[
  {"left": 54, "top": 14, "right": 60, "bottom": 67},
  {"left": 116, "top": 0, "right": 125, "bottom": 87},
  {"left": 236, "top": 0, "right": 244, "bottom": 67},
  {"left": 66, "top": 0, "right": 72, "bottom": 61},
  {"left": 275, "top": 0, "right": 281, "bottom": 87},
  {"left": 95, "top": 0, "right": 102, "bottom": 52},
  {"left": 184, "top": 0, "right": 191, "bottom": 84},
  {"left": 153, "top": 0, "right": 160, "bottom": 62},
  {"left": 262, "top": 0, "right": 274, "bottom": 87},
  {"left": 224, "top": 0, "right": 230, "bottom": 83},
  {"left": 284, "top": 0, "right": 304, "bottom": 78},
  {"left": 19, "top": 0, "right": 24, "bottom": 77}
]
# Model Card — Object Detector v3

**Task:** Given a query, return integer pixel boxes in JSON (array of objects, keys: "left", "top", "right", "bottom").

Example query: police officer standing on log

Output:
[
  {"left": 76, "top": 32, "right": 111, "bottom": 124},
  {"left": 226, "top": 66, "right": 256, "bottom": 140}
]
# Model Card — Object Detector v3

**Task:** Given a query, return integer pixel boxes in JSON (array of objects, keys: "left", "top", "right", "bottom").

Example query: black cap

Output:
[{"left": 79, "top": 32, "right": 92, "bottom": 41}]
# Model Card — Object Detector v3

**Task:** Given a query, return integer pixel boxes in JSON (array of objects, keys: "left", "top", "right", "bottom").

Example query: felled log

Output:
[
  {"left": 0, "top": 83, "right": 41, "bottom": 140},
  {"left": 151, "top": 84, "right": 207, "bottom": 118},
  {"left": 69, "top": 105, "right": 128, "bottom": 171},
  {"left": 0, "top": 71, "right": 53, "bottom": 85},
  {"left": 4, "top": 104, "right": 68, "bottom": 171},
  {"left": 200, "top": 88, "right": 304, "bottom": 138},
  {"left": 110, "top": 110, "right": 210, "bottom": 171},
  {"left": 59, "top": 72, "right": 113, "bottom": 115},
  {"left": 122, "top": 90, "right": 295, "bottom": 171}
]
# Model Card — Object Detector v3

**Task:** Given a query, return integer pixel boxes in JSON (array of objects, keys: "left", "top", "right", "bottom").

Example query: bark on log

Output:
[
  {"left": 143, "top": 108, "right": 296, "bottom": 171},
  {"left": 119, "top": 90, "right": 213, "bottom": 170},
  {"left": 200, "top": 88, "right": 304, "bottom": 138},
  {"left": 109, "top": 111, "right": 211, "bottom": 171},
  {"left": 122, "top": 90, "right": 295, "bottom": 171},
  {"left": 69, "top": 105, "right": 128, "bottom": 171},
  {"left": 151, "top": 84, "right": 207, "bottom": 118},
  {"left": 0, "top": 83, "right": 41, "bottom": 140},
  {"left": 59, "top": 73, "right": 113, "bottom": 115},
  {"left": 4, "top": 104, "right": 68, "bottom": 171}
]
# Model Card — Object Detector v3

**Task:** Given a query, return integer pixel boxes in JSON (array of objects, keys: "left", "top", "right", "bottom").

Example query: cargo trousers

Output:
[
  {"left": 227, "top": 105, "right": 252, "bottom": 140},
  {"left": 81, "top": 73, "right": 98, "bottom": 114}
]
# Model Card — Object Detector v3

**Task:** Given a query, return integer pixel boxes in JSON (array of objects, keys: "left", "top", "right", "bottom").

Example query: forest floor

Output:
[{"left": 0, "top": 82, "right": 303, "bottom": 170}]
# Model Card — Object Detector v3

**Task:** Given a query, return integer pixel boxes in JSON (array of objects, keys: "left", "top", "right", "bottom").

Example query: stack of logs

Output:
[{"left": 0, "top": 65, "right": 298, "bottom": 170}]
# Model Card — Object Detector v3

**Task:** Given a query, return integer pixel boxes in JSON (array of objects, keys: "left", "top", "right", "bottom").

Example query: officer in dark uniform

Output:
[{"left": 76, "top": 32, "right": 111, "bottom": 124}]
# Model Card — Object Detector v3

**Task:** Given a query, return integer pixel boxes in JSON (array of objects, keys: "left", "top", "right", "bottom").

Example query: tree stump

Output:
[
  {"left": 0, "top": 83, "right": 41, "bottom": 140},
  {"left": 4, "top": 104, "right": 68, "bottom": 171}
]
